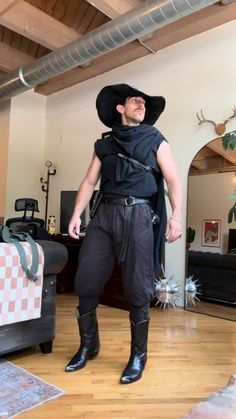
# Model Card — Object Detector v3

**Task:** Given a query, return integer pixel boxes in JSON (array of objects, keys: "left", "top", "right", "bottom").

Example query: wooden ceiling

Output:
[
  {"left": 190, "top": 138, "right": 236, "bottom": 175},
  {"left": 0, "top": 0, "right": 236, "bottom": 97},
  {"left": 0, "top": 0, "right": 235, "bottom": 175}
]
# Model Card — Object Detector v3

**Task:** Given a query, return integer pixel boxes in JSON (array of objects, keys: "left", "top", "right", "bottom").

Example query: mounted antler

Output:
[
  {"left": 224, "top": 106, "right": 236, "bottom": 124},
  {"left": 196, "top": 110, "right": 217, "bottom": 130},
  {"left": 196, "top": 107, "right": 236, "bottom": 136}
]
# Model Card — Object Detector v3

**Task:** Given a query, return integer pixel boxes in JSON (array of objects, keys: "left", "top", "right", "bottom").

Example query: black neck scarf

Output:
[
  {"left": 112, "top": 123, "right": 159, "bottom": 158},
  {"left": 111, "top": 123, "right": 160, "bottom": 182}
]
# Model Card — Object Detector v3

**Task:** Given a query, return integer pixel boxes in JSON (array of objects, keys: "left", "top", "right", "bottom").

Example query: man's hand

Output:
[
  {"left": 165, "top": 217, "right": 182, "bottom": 243},
  {"left": 68, "top": 214, "right": 81, "bottom": 239}
]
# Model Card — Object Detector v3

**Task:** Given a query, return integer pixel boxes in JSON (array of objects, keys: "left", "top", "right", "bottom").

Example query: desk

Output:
[{"left": 52, "top": 234, "right": 130, "bottom": 310}]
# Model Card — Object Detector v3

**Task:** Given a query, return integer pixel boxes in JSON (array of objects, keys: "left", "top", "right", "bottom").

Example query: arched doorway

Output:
[{"left": 185, "top": 136, "right": 236, "bottom": 321}]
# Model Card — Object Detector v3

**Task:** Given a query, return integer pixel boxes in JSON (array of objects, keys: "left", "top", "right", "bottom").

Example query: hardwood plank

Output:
[
  {"left": 19, "top": 33, "right": 31, "bottom": 53},
  {"left": 34, "top": 43, "right": 48, "bottom": 58},
  {"left": 63, "top": 0, "right": 84, "bottom": 29},
  {"left": 52, "top": 0, "right": 71, "bottom": 22},
  {"left": 27, "top": 0, "right": 45, "bottom": 9},
  {"left": 4, "top": 293, "right": 236, "bottom": 419},
  {"left": 0, "top": 0, "right": 82, "bottom": 50},
  {"left": 86, "top": 9, "right": 109, "bottom": 32},
  {"left": 77, "top": 4, "right": 97, "bottom": 34},
  {"left": 44, "top": 0, "right": 57, "bottom": 15},
  {"left": 73, "top": 1, "right": 90, "bottom": 32}
]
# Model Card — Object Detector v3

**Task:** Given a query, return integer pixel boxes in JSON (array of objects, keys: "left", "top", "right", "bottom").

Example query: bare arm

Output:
[
  {"left": 68, "top": 153, "right": 101, "bottom": 239},
  {"left": 157, "top": 141, "right": 183, "bottom": 243}
]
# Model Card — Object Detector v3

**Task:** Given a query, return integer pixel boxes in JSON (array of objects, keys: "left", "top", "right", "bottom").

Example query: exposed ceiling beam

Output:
[
  {"left": 0, "top": 0, "right": 82, "bottom": 50},
  {"left": 35, "top": 1, "right": 236, "bottom": 96},
  {"left": 191, "top": 159, "right": 207, "bottom": 170},
  {"left": 85, "top": 0, "right": 142, "bottom": 18},
  {"left": 190, "top": 165, "right": 236, "bottom": 175},
  {"left": 0, "top": 41, "right": 34, "bottom": 71},
  {"left": 207, "top": 138, "right": 236, "bottom": 165},
  {"left": 0, "top": 1, "right": 21, "bottom": 15},
  {"left": 191, "top": 148, "right": 213, "bottom": 170}
]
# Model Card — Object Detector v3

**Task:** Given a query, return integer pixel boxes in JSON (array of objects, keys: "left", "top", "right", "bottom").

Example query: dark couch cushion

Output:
[
  {"left": 187, "top": 250, "right": 236, "bottom": 303},
  {"left": 188, "top": 250, "right": 236, "bottom": 270},
  {"left": 37, "top": 240, "right": 68, "bottom": 275}
]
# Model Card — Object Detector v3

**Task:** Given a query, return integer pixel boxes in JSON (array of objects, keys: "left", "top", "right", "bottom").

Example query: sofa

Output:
[
  {"left": 0, "top": 240, "right": 68, "bottom": 356},
  {"left": 187, "top": 250, "right": 236, "bottom": 305}
]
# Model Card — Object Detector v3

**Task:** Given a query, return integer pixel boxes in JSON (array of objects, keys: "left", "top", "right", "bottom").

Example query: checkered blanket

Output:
[{"left": 0, "top": 242, "right": 44, "bottom": 326}]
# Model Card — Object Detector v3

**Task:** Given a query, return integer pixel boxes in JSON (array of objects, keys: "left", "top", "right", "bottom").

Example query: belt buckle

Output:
[{"left": 124, "top": 196, "right": 135, "bottom": 206}]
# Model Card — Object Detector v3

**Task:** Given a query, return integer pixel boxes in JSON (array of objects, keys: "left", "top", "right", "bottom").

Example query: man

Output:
[{"left": 65, "top": 84, "right": 183, "bottom": 384}]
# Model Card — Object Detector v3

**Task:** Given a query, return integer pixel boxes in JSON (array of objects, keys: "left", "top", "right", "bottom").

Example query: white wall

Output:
[
  {"left": 5, "top": 91, "right": 46, "bottom": 219},
  {"left": 44, "top": 81, "right": 103, "bottom": 220},
  {"left": 188, "top": 172, "right": 236, "bottom": 254},
  {"left": 44, "top": 20, "right": 236, "bottom": 305}
]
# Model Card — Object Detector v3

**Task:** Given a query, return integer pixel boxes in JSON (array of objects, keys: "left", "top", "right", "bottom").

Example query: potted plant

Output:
[
  {"left": 186, "top": 227, "right": 196, "bottom": 249},
  {"left": 221, "top": 130, "right": 236, "bottom": 150}
]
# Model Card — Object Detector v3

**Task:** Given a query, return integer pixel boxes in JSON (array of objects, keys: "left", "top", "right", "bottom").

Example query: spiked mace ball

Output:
[
  {"left": 154, "top": 276, "right": 179, "bottom": 309},
  {"left": 185, "top": 275, "right": 201, "bottom": 306}
]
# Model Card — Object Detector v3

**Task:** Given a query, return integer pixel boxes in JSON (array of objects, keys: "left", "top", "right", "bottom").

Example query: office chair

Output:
[{"left": 5, "top": 198, "right": 46, "bottom": 238}]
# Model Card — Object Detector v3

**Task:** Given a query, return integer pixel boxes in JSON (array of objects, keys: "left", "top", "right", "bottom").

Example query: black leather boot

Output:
[
  {"left": 120, "top": 318, "right": 149, "bottom": 384},
  {"left": 65, "top": 307, "right": 100, "bottom": 372}
]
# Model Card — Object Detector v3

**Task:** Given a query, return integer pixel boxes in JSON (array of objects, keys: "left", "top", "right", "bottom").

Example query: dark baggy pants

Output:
[{"left": 74, "top": 201, "right": 155, "bottom": 308}]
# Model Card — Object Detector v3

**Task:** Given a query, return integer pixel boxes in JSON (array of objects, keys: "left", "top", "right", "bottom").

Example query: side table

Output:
[{"left": 51, "top": 234, "right": 83, "bottom": 294}]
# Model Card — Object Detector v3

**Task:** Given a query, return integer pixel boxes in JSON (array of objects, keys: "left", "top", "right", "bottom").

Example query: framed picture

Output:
[{"left": 202, "top": 219, "right": 221, "bottom": 247}]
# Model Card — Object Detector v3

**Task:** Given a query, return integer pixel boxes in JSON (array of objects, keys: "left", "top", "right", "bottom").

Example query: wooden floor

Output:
[{"left": 4, "top": 293, "right": 236, "bottom": 419}]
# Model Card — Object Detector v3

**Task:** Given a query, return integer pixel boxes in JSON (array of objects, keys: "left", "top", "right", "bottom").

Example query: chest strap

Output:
[
  {"left": 117, "top": 153, "right": 153, "bottom": 173},
  {"left": 107, "top": 135, "right": 159, "bottom": 176}
]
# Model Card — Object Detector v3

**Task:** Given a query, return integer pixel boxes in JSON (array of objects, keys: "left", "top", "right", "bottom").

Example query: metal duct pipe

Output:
[{"left": 0, "top": 0, "right": 218, "bottom": 102}]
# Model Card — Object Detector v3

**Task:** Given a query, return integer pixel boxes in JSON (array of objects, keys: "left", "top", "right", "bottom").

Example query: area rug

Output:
[
  {"left": 0, "top": 359, "right": 64, "bottom": 418},
  {"left": 184, "top": 373, "right": 236, "bottom": 419}
]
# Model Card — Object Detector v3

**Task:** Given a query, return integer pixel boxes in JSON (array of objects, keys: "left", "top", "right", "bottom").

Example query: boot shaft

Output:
[
  {"left": 120, "top": 318, "right": 149, "bottom": 384},
  {"left": 76, "top": 307, "right": 99, "bottom": 345},
  {"left": 130, "top": 318, "right": 149, "bottom": 355},
  {"left": 65, "top": 307, "right": 100, "bottom": 372}
]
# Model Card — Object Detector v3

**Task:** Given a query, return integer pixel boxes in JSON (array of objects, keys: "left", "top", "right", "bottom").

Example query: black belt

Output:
[
  {"left": 102, "top": 195, "right": 150, "bottom": 206},
  {"left": 102, "top": 195, "right": 149, "bottom": 263}
]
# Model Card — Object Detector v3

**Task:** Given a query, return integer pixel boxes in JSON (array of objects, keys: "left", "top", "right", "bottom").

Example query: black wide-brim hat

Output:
[{"left": 96, "top": 83, "right": 166, "bottom": 128}]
